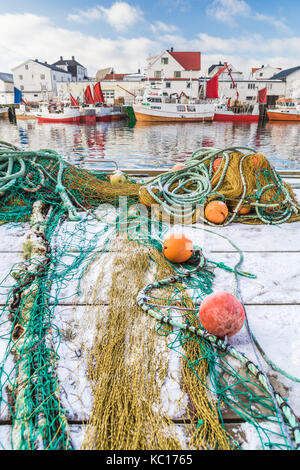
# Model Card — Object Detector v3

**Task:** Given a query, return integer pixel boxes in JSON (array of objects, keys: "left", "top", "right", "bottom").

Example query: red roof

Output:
[
  {"left": 104, "top": 73, "right": 126, "bottom": 80},
  {"left": 168, "top": 51, "right": 201, "bottom": 71}
]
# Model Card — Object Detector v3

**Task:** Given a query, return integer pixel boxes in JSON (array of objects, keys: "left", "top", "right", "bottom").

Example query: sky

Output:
[{"left": 0, "top": 0, "right": 300, "bottom": 77}]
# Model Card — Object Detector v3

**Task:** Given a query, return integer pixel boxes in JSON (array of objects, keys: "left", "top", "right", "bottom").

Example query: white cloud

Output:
[
  {"left": 67, "top": 2, "right": 143, "bottom": 32},
  {"left": 207, "top": 0, "right": 291, "bottom": 33},
  {"left": 150, "top": 21, "right": 178, "bottom": 34},
  {"left": 207, "top": 0, "right": 250, "bottom": 25},
  {"left": 0, "top": 13, "right": 156, "bottom": 75},
  {"left": 100, "top": 2, "right": 143, "bottom": 31},
  {"left": 0, "top": 11, "right": 299, "bottom": 80},
  {"left": 67, "top": 7, "right": 102, "bottom": 24}
]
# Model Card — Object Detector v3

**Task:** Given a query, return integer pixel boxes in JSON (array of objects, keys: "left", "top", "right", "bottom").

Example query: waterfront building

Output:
[
  {"left": 250, "top": 65, "right": 282, "bottom": 80},
  {"left": 207, "top": 62, "right": 243, "bottom": 81},
  {"left": 52, "top": 56, "right": 88, "bottom": 81},
  {"left": 144, "top": 48, "right": 201, "bottom": 100},
  {"left": 12, "top": 59, "right": 72, "bottom": 103},
  {"left": 200, "top": 62, "right": 285, "bottom": 106},
  {"left": 0, "top": 73, "right": 14, "bottom": 104},
  {"left": 270, "top": 66, "right": 300, "bottom": 98},
  {"left": 56, "top": 72, "right": 145, "bottom": 105}
]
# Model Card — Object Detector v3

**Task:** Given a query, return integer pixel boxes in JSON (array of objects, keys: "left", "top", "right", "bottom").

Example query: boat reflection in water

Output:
[{"left": 0, "top": 118, "right": 299, "bottom": 171}]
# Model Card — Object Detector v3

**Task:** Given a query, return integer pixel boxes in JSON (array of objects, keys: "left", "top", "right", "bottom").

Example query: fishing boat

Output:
[
  {"left": 34, "top": 104, "right": 80, "bottom": 123},
  {"left": 133, "top": 84, "right": 215, "bottom": 122},
  {"left": 267, "top": 98, "right": 300, "bottom": 121},
  {"left": 214, "top": 101, "right": 260, "bottom": 122},
  {"left": 15, "top": 104, "right": 37, "bottom": 120},
  {"left": 204, "top": 63, "right": 260, "bottom": 122}
]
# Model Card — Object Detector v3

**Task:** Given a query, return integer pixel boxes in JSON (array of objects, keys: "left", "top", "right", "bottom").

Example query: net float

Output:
[
  {"left": 212, "top": 157, "right": 223, "bottom": 173},
  {"left": 198, "top": 291, "right": 245, "bottom": 338},
  {"left": 110, "top": 170, "right": 127, "bottom": 186},
  {"left": 171, "top": 163, "right": 185, "bottom": 171},
  {"left": 163, "top": 232, "right": 193, "bottom": 263},
  {"left": 204, "top": 200, "right": 228, "bottom": 224}
]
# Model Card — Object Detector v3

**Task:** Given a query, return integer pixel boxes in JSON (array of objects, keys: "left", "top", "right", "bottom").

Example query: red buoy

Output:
[{"left": 198, "top": 291, "right": 245, "bottom": 338}]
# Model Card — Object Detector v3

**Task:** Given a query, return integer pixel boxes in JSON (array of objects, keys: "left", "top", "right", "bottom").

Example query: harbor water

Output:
[{"left": 1, "top": 118, "right": 300, "bottom": 171}]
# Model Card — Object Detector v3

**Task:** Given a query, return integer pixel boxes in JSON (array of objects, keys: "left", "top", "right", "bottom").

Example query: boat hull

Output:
[
  {"left": 133, "top": 103, "right": 215, "bottom": 122},
  {"left": 37, "top": 116, "right": 80, "bottom": 123},
  {"left": 80, "top": 114, "right": 96, "bottom": 124},
  {"left": 134, "top": 112, "right": 213, "bottom": 122},
  {"left": 16, "top": 114, "right": 37, "bottom": 120},
  {"left": 214, "top": 113, "right": 259, "bottom": 122},
  {"left": 267, "top": 111, "right": 300, "bottom": 121}
]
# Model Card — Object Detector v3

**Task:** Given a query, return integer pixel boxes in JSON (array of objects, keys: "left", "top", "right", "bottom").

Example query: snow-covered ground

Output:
[{"left": 0, "top": 188, "right": 299, "bottom": 450}]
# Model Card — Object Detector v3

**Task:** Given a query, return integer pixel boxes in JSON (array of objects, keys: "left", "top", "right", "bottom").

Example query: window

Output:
[
  {"left": 248, "top": 83, "right": 255, "bottom": 89},
  {"left": 154, "top": 71, "right": 162, "bottom": 78},
  {"left": 19, "top": 75, "right": 23, "bottom": 80},
  {"left": 165, "top": 82, "right": 171, "bottom": 88},
  {"left": 177, "top": 105, "right": 185, "bottom": 112},
  {"left": 25, "top": 65, "right": 29, "bottom": 70},
  {"left": 41, "top": 74, "right": 45, "bottom": 80},
  {"left": 259, "top": 73, "right": 263, "bottom": 77},
  {"left": 53, "top": 75, "right": 56, "bottom": 80},
  {"left": 161, "top": 57, "right": 168, "bottom": 65},
  {"left": 174, "top": 71, "right": 181, "bottom": 78},
  {"left": 187, "top": 106, "right": 196, "bottom": 112},
  {"left": 20, "top": 85, "right": 24, "bottom": 90},
  {"left": 187, "top": 81, "right": 191, "bottom": 88}
]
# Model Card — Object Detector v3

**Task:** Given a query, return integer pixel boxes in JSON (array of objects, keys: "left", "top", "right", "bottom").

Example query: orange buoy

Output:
[
  {"left": 205, "top": 200, "right": 228, "bottom": 224},
  {"left": 212, "top": 157, "right": 223, "bottom": 173},
  {"left": 163, "top": 233, "right": 193, "bottom": 263},
  {"left": 171, "top": 163, "right": 185, "bottom": 171},
  {"left": 236, "top": 205, "right": 251, "bottom": 215},
  {"left": 198, "top": 291, "right": 245, "bottom": 338}
]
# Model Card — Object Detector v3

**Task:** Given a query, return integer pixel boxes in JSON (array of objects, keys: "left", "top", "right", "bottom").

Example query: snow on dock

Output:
[{"left": 0, "top": 185, "right": 299, "bottom": 451}]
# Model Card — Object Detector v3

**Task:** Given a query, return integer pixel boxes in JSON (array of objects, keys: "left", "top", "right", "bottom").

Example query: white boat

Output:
[
  {"left": 267, "top": 98, "right": 300, "bottom": 121},
  {"left": 34, "top": 104, "right": 81, "bottom": 123},
  {"left": 133, "top": 84, "right": 215, "bottom": 122}
]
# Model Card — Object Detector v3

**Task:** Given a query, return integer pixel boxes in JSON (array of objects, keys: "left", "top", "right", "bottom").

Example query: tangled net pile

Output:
[
  {"left": 139, "top": 146, "right": 300, "bottom": 225},
  {"left": 0, "top": 141, "right": 299, "bottom": 450}
]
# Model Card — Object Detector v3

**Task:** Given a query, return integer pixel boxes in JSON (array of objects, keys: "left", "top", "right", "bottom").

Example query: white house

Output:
[
  {"left": 250, "top": 65, "right": 282, "bottom": 80},
  {"left": 270, "top": 66, "right": 300, "bottom": 99},
  {"left": 52, "top": 56, "right": 88, "bottom": 81},
  {"left": 145, "top": 48, "right": 202, "bottom": 99},
  {"left": 0, "top": 73, "right": 14, "bottom": 104},
  {"left": 207, "top": 62, "right": 244, "bottom": 81},
  {"left": 12, "top": 59, "right": 72, "bottom": 102}
]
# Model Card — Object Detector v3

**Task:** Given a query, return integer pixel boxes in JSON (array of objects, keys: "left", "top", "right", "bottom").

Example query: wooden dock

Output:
[{"left": 0, "top": 171, "right": 299, "bottom": 450}]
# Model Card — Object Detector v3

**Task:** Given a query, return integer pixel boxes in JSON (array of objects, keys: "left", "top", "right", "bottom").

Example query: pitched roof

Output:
[
  {"left": 34, "top": 60, "right": 71, "bottom": 74},
  {"left": 53, "top": 58, "right": 84, "bottom": 68},
  {"left": 0, "top": 72, "right": 13, "bottom": 83},
  {"left": 168, "top": 51, "right": 201, "bottom": 71},
  {"left": 104, "top": 73, "right": 127, "bottom": 80},
  {"left": 271, "top": 66, "right": 300, "bottom": 80}
]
